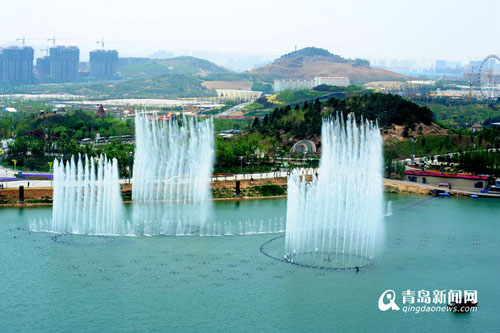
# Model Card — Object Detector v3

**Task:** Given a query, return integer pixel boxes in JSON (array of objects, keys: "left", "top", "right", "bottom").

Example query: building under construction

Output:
[
  {"left": 0, "top": 46, "right": 34, "bottom": 83},
  {"left": 36, "top": 46, "right": 80, "bottom": 82},
  {"left": 89, "top": 50, "right": 118, "bottom": 79}
]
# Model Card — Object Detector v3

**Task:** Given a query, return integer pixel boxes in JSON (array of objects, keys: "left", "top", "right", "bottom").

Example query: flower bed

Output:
[{"left": 16, "top": 174, "right": 53, "bottom": 180}]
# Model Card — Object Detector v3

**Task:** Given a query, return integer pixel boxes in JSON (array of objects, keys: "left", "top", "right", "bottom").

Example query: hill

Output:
[
  {"left": 249, "top": 47, "right": 405, "bottom": 83},
  {"left": 17, "top": 74, "right": 210, "bottom": 99},
  {"left": 118, "top": 56, "right": 231, "bottom": 80},
  {"left": 251, "top": 92, "right": 435, "bottom": 141}
]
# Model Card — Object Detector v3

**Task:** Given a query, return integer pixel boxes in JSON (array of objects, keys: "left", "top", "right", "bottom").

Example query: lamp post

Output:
[
  {"left": 411, "top": 139, "right": 417, "bottom": 165},
  {"left": 274, "top": 147, "right": 280, "bottom": 177},
  {"left": 239, "top": 156, "right": 244, "bottom": 176},
  {"left": 127, "top": 151, "right": 133, "bottom": 184}
]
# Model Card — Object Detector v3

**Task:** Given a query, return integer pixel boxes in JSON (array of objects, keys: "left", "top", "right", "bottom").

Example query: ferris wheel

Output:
[{"left": 479, "top": 54, "right": 500, "bottom": 99}]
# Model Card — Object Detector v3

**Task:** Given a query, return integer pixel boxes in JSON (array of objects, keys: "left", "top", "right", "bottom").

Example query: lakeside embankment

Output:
[{"left": 0, "top": 178, "right": 493, "bottom": 207}]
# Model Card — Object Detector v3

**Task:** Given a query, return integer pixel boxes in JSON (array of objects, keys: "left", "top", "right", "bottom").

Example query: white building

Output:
[
  {"left": 313, "top": 76, "right": 350, "bottom": 87},
  {"left": 273, "top": 79, "right": 315, "bottom": 93},
  {"left": 215, "top": 89, "right": 262, "bottom": 101},
  {"left": 274, "top": 77, "right": 350, "bottom": 92}
]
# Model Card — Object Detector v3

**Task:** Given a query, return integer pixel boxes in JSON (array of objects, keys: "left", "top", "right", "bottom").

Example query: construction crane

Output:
[
  {"left": 47, "top": 36, "right": 75, "bottom": 46},
  {"left": 16, "top": 36, "right": 26, "bottom": 46},
  {"left": 47, "top": 36, "right": 56, "bottom": 46},
  {"left": 96, "top": 39, "right": 127, "bottom": 49},
  {"left": 15, "top": 36, "right": 43, "bottom": 47},
  {"left": 97, "top": 39, "right": 106, "bottom": 49}
]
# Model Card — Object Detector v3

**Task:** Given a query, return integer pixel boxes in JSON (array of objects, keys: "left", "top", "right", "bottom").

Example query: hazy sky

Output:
[{"left": 0, "top": 0, "right": 498, "bottom": 63}]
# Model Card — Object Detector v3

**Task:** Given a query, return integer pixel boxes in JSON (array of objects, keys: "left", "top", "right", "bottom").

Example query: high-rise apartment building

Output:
[
  {"left": 89, "top": 50, "right": 118, "bottom": 79},
  {"left": 0, "top": 46, "right": 34, "bottom": 83},
  {"left": 37, "top": 46, "right": 79, "bottom": 82}
]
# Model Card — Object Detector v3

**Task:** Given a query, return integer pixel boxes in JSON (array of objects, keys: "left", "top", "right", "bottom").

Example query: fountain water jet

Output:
[
  {"left": 30, "top": 155, "right": 127, "bottom": 235},
  {"left": 131, "top": 112, "right": 215, "bottom": 235},
  {"left": 285, "top": 114, "right": 383, "bottom": 268}
]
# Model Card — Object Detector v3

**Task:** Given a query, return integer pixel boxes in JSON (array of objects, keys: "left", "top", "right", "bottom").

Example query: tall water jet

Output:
[
  {"left": 132, "top": 112, "right": 214, "bottom": 235},
  {"left": 30, "top": 155, "right": 127, "bottom": 235},
  {"left": 285, "top": 114, "right": 383, "bottom": 269}
]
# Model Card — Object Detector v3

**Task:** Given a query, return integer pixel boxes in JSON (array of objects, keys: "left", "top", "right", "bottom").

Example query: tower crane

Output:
[
  {"left": 97, "top": 39, "right": 106, "bottom": 49},
  {"left": 47, "top": 36, "right": 56, "bottom": 46},
  {"left": 16, "top": 36, "right": 26, "bottom": 46}
]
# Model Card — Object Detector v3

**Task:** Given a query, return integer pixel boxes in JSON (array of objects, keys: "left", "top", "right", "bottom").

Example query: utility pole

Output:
[{"left": 47, "top": 36, "right": 56, "bottom": 46}]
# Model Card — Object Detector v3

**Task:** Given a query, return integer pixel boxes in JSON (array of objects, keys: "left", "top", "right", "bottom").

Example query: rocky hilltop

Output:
[{"left": 249, "top": 47, "right": 405, "bottom": 83}]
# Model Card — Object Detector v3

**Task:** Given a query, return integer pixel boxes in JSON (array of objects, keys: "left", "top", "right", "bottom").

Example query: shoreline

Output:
[{"left": 1, "top": 178, "right": 497, "bottom": 208}]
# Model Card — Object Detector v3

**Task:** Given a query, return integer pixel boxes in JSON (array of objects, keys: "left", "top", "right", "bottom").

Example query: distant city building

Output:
[
  {"left": 398, "top": 59, "right": 417, "bottom": 69},
  {"left": 434, "top": 59, "right": 463, "bottom": 77},
  {"left": 50, "top": 46, "right": 79, "bottom": 81},
  {"left": 376, "top": 59, "right": 387, "bottom": 68},
  {"left": 464, "top": 61, "right": 482, "bottom": 73},
  {"left": 447, "top": 61, "right": 461, "bottom": 69},
  {"left": 274, "top": 77, "right": 350, "bottom": 93},
  {"left": 0, "top": 46, "right": 34, "bottom": 83},
  {"left": 463, "top": 72, "right": 480, "bottom": 83},
  {"left": 36, "top": 57, "right": 50, "bottom": 81},
  {"left": 37, "top": 46, "right": 79, "bottom": 82},
  {"left": 78, "top": 62, "right": 89, "bottom": 71},
  {"left": 435, "top": 60, "right": 447, "bottom": 70},
  {"left": 90, "top": 50, "right": 118, "bottom": 79},
  {"left": 313, "top": 77, "right": 350, "bottom": 87},
  {"left": 274, "top": 79, "right": 314, "bottom": 92}
]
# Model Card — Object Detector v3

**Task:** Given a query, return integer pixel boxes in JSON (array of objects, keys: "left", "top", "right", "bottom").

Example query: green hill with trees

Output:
[{"left": 118, "top": 56, "right": 231, "bottom": 80}]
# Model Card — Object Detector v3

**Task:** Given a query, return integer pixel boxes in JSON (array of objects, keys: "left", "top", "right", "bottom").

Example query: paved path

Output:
[
  {"left": 0, "top": 168, "right": 318, "bottom": 188},
  {"left": 2, "top": 166, "right": 499, "bottom": 198},
  {"left": 0, "top": 165, "right": 55, "bottom": 188},
  {"left": 212, "top": 168, "right": 318, "bottom": 181},
  {"left": 215, "top": 101, "right": 253, "bottom": 118},
  {"left": 385, "top": 178, "right": 500, "bottom": 198}
]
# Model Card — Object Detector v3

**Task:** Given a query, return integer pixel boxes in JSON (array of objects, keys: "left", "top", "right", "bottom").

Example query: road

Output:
[
  {"left": 385, "top": 178, "right": 500, "bottom": 198},
  {"left": 215, "top": 101, "right": 253, "bottom": 118},
  {"left": 0, "top": 167, "right": 318, "bottom": 188},
  {"left": 2, "top": 167, "right": 499, "bottom": 198}
]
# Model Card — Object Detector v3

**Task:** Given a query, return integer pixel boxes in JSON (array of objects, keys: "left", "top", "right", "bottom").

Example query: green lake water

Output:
[{"left": 1, "top": 195, "right": 499, "bottom": 332}]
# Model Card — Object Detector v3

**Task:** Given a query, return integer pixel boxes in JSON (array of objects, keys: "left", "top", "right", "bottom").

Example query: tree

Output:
[{"left": 252, "top": 117, "right": 259, "bottom": 128}]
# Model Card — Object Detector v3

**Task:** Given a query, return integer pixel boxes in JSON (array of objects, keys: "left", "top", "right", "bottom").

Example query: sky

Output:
[{"left": 0, "top": 0, "right": 498, "bottom": 65}]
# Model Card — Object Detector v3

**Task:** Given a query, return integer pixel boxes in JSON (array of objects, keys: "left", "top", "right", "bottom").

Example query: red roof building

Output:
[{"left": 97, "top": 104, "right": 106, "bottom": 117}]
